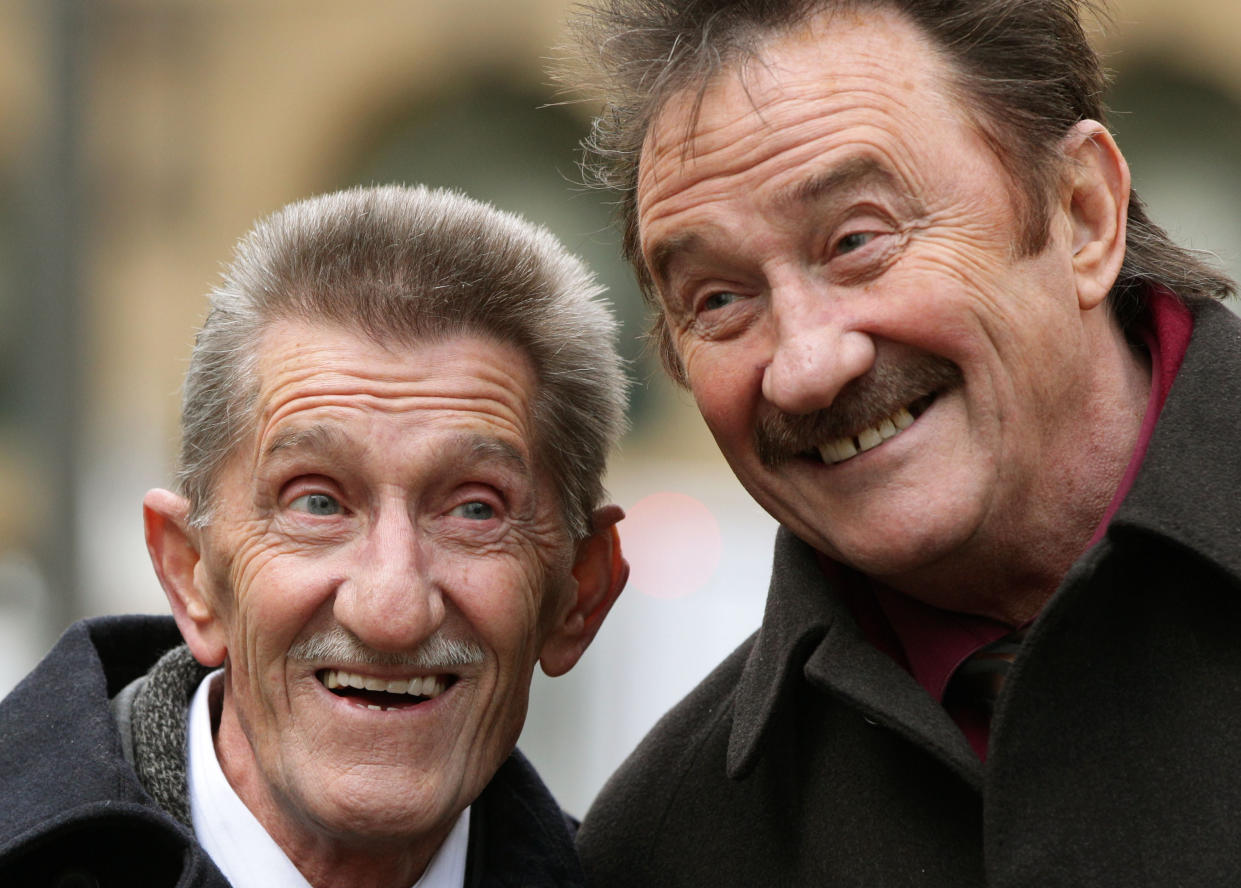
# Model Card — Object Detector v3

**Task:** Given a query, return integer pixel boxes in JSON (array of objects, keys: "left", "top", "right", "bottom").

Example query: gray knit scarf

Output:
[{"left": 122, "top": 644, "right": 213, "bottom": 828}]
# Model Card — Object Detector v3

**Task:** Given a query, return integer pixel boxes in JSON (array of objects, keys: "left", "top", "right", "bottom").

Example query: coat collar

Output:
[
  {"left": 727, "top": 528, "right": 982, "bottom": 789},
  {"left": 726, "top": 526, "right": 835, "bottom": 780},
  {"left": 725, "top": 299, "right": 1241, "bottom": 791},
  {"left": 1108, "top": 298, "right": 1241, "bottom": 575},
  {"left": 0, "top": 616, "right": 228, "bottom": 885},
  {"left": 0, "top": 615, "right": 186, "bottom": 837},
  {"left": 466, "top": 748, "right": 585, "bottom": 887}
]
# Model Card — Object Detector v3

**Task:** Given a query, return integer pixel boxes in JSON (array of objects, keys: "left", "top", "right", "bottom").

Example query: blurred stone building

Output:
[{"left": 1, "top": 0, "right": 1238, "bottom": 815}]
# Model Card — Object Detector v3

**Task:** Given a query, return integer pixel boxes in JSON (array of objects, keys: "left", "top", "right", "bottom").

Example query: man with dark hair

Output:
[
  {"left": 0, "top": 185, "right": 629, "bottom": 888},
  {"left": 563, "top": 1, "right": 1241, "bottom": 884}
]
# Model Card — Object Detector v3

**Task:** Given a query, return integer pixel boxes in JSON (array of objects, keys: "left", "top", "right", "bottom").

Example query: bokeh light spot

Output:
[{"left": 620, "top": 491, "right": 723, "bottom": 599}]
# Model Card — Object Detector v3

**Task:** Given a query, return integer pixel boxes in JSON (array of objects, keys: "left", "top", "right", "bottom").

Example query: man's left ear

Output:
[
  {"left": 539, "top": 504, "right": 628, "bottom": 677},
  {"left": 1061, "top": 119, "right": 1131, "bottom": 311}
]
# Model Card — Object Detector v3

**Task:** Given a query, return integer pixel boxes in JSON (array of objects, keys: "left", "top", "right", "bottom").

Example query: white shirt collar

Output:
[{"left": 186, "top": 670, "right": 471, "bottom": 888}]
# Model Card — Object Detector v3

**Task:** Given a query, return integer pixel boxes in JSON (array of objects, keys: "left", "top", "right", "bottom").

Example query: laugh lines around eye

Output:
[{"left": 620, "top": 492, "right": 722, "bottom": 599}]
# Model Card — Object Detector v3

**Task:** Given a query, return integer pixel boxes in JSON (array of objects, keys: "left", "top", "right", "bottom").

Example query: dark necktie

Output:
[{"left": 944, "top": 627, "right": 1028, "bottom": 715}]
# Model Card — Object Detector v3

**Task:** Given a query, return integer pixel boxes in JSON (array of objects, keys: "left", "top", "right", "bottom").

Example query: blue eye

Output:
[
  {"left": 835, "top": 232, "right": 876, "bottom": 255},
  {"left": 289, "top": 493, "right": 341, "bottom": 516},
  {"left": 452, "top": 501, "right": 495, "bottom": 521},
  {"left": 702, "top": 291, "right": 742, "bottom": 312}
]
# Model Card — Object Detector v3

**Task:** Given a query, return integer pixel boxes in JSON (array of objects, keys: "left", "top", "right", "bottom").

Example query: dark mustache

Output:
[{"left": 755, "top": 356, "right": 963, "bottom": 467}]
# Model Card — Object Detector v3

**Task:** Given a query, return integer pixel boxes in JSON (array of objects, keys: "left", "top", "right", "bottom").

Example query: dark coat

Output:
[
  {"left": 0, "top": 615, "right": 584, "bottom": 888},
  {"left": 577, "top": 300, "right": 1241, "bottom": 887}
]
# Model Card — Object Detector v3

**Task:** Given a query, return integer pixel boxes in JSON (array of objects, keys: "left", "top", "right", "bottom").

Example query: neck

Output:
[{"left": 275, "top": 834, "right": 438, "bottom": 888}]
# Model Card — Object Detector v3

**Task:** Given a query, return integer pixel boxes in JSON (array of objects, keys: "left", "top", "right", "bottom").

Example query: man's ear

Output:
[
  {"left": 143, "top": 488, "right": 228, "bottom": 668},
  {"left": 539, "top": 504, "right": 628, "bottom": 678},
  {"left": 1061, "top": 119, "right": 1130, "bottom": 311}
]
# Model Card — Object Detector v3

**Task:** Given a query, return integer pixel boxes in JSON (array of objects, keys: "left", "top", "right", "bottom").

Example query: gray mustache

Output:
[
  {"left": 288, "top": 627, "right": 485, "bottom": 669},
  {"left": 755, "top": 356, "right": 962, "bottom": 467}
]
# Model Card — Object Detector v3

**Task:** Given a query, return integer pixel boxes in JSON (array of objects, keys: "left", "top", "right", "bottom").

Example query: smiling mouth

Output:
[
  {"left": 319, "top": 668, "right": 455, "bottom": 712},
  {"left": 813, "top": 392, "right": 937, "bottom": 465}
]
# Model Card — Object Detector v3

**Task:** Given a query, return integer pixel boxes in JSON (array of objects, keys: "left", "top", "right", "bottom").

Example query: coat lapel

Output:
[{"left": 728, "top": 528, "right": 981, "bottom": 789}]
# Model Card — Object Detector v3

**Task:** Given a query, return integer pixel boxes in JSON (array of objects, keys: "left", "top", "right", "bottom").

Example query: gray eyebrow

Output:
[
  {"left": 265, "top": 424, "right": 351, "bottom": 458},
  {"left": 265, "top": 424, "right": 531, "bottom": 477},
  {"left": 462, "top": 433, "right": 531, "bottom": 477}
]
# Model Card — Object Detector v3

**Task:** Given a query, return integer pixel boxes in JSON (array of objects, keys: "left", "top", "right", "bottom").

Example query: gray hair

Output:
[
  {"left": 178, "top": 184, "right": 627, "bottom": 539},
  {"left": 561, "top": 0, "right": 1235, "bottom": 381}
]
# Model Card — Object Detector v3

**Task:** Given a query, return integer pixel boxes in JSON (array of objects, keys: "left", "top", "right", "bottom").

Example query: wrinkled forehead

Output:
[
  {"left": 235, "top": 319, "right": 543, "bottom": 468},
  {"left": 637, "top": 7, "right": 965, "bottom": 214}
]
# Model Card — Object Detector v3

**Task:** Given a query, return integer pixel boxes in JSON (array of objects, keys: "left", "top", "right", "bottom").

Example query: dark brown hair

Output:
[{"left": 563, "top": 0, "right": 1235, "bottom": 381}]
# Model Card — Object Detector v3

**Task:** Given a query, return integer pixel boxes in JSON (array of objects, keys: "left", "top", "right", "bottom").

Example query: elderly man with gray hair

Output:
[{"left": 0, "top": 185, "right": 628, "bottom": 888}]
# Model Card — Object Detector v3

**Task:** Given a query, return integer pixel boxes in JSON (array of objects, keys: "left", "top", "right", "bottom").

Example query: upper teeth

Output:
[
  {"left": 323, "top": 669, "right": 447, "bottom": 699},
  {"left": 819, "top": 406, "right": 916, "bottom": 465}
]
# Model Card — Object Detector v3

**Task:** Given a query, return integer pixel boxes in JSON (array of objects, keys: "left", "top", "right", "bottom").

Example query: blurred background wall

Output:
[{"left": 1, "top": 0, "right": 1239, "bottom": 817}]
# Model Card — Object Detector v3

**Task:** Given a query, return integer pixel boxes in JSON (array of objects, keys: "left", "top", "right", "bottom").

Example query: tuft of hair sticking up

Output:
[
  {"left": 559, "top": 0, "right": 1235, "bottom": 382},
  {"left": 178, "top": 184, "right": 628, "bottom": 540}
]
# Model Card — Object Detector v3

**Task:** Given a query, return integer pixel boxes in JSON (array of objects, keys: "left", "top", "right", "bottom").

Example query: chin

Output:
[
  {"left": 287, "top": 766, "right": 459, "bottom": 843},
  {"left": 314, "top": 794, "right": 455, "bottom": 846},
  {"left": 809, "top": 507, "right": 983, "bottom": 582}
]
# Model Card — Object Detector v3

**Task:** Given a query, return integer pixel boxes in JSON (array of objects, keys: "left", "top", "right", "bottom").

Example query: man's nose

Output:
[
  {"left": 333, "top": 505, "right": 445, "bottom": 653},
  {"left": 760, "top": 278, "right": 876, "bottom": 415}
]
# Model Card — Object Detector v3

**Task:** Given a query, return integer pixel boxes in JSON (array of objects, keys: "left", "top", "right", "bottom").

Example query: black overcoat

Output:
[{"left": 578, "top": 300, "right": 1241, "bottom": 887}]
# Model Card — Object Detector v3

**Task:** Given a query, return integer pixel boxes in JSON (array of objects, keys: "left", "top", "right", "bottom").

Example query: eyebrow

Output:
[
  {"left": 265, "top": 424, "right": 351, "bottom": 458},
  {"left": 264, "top": 424, "right": 531, "bottom": 478},
  {"left": 648, "top": 231, "right": 702, "bottom": 292},
  {"left": 646, "top": 156, "right": 916, "bottom": 291},
  {"left": 461, "top": 433, "right": 531, "bottom": 478},
  {"left": 773, "top": 156, "right": 903, "bottom": 210}
]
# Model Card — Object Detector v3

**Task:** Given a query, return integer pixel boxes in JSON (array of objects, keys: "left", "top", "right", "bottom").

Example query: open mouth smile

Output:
[
  {"left": 318, "top": 668, "right": 455, "bottom": 712},
  {"left": 814, "top": 392, "right": 936, "bottom": 465}
]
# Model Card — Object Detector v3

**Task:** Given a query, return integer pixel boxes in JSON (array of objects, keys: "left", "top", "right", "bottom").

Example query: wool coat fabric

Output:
[
  {"left": 577, "top": 300, "right": 1241, "bottom": 887},
  {"left": 0, "top": 615, "right": 585, "bottom": 888}
]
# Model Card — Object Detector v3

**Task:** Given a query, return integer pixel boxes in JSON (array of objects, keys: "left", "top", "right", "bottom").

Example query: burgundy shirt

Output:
[{"left": 838, "top": 289, "right": 1194, "bottom": 759}]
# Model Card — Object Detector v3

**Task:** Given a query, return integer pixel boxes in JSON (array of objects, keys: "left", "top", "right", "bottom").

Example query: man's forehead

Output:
[
  {"left": 252, "top": 319, "right": 536, "bottom": 401},
  {"left": 635, "top": 7, "right": 981, "bottom": 267},
  {"left": 263, "top": 421, "right": 531, "bottom": 474},
  {"left": 239, "top": 318, "right": 543, "bottom": 468}
]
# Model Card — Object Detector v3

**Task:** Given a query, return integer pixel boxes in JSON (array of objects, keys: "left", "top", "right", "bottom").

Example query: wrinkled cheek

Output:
[
  {"left": 229, "top": 580, "right": 304, "bottom": 729},
  {"left": 222, "top": 635, "right": 273, "bottom": 727},
  {"left": 474, "top": 682, "right": 534, "bottom": 767}
]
